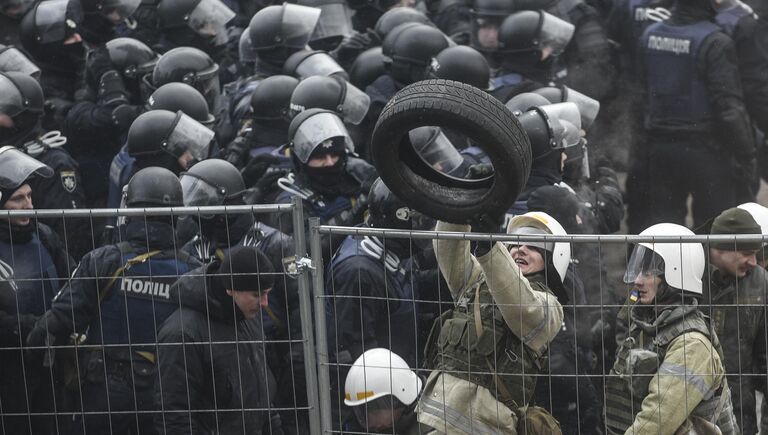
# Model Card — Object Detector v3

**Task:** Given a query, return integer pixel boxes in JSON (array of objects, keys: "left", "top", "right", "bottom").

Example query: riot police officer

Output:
[
  {"left": 0, "top": 71, "right": 90, "bottom": 258},
  {"left": 491, "top": 10, "right": 575, "bottom": 102},
  {"left": 27, "top": 166, "right": 202, "bottom": 435},
  {"left": 19, "top": 0, "right": 86, "bottom": 130},
  {"left": 630, "top": 0, "right": 755, "bottom": 228},
  {"left": 425, "top": 45, "right": 490, "bottom": 89},
  {"left": 0, "top": 146, "right": 75, "bottom": 435}
]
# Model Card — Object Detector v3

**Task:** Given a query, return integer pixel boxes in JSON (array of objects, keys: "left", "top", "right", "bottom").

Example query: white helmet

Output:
[
  {"left": 623, "top": 223, "right": 705, "bottom": 295},
  {"left": 344, "top": 348, "right": 422, "bottom": 408},
  {"left": 738, "top": 202, "right": 768, "bottom": 237},
  {"left": 506, "top": 211, "right": 571, "bottom": 283}
]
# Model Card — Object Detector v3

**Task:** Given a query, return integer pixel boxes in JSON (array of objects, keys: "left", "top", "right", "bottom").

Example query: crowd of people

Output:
[{"left": 0, "top": 0, "right": 767, "bottom": 432}]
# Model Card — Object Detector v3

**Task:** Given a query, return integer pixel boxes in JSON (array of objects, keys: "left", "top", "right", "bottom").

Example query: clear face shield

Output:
[
  {"left": 182, "top": 65, "right": 221, "bottom": 109},
  {"left": 470, "top": 15, "right": 503, "bottom": 51},
  {"left": 180, "top": 173, "right": 226, "bottom": 207},
  {"left": 539, "top": 102, "right": 582, "bottom": 149},
  {"left": 563, "top": 139, "right": 590, "bottom": 179},
  {"left": 0, "top": 74, "right": 25, "bottom": 119},
  {"left": 563, "top": 87, "right": 599, "bottom": 129},
  {"left": 0, "top": 145, "right": 53, "bottom": 189},
  {"left": 623, "top": 245, "right": 665, "bottom": 284},
  {"left": 292, "top": 112, "right": 354, "bottom": 163},
  {"left": 186, "top": 0, "right": 236, "bottom": 46},
  {"left": 101, "top": 0, "right": 140, "bottom": 22},
  {"left": 35, "top": 0, "right": 77, "bottom": 44},
  {"left": 338, "top": 79, "right": 370, "bottom": 125},
  {"left": 0, "top": 47, "right": 41, "bottom": 79},
  {"left": 294, "top": 52, "right": 346, "bottom": 79},
  {"left": 409, "top": 127, "right": 465, "bottom": 175},
  {"left": 163, "top": 111, "right": 214, "bottom": 161},
  {"left": 537, "top": 11, "right": 575, "bottom": 57},
  {"left": 309, "top": 1, "right": 353, "bottom": 45},
  {"left": 239, "top": 31, "right": 257, "bottom": 64},
  {"left": 281, "top": 3, "right": 322, "bottom": 49}
]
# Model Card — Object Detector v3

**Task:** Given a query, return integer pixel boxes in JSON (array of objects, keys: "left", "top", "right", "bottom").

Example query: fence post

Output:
[
  {"left": 291, "top": 197, "right": 322, "bottom": 435},
  {"left": 309, "top": 217, "right": 332, "bottom": 434}
]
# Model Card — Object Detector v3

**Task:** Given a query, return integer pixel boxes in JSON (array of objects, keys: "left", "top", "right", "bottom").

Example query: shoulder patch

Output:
[{"left": 60, "top": 170, "right": 77, "bottom": 193}]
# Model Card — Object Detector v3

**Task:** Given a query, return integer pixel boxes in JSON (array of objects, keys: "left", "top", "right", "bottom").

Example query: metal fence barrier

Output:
[{"left": 1, "top": 203, "right": 768, "bottom": 434}]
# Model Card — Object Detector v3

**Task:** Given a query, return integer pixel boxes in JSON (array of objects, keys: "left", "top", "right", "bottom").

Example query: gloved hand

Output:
[
  {"left": 331, "top": 31, "right": 375, "bottom": 65},
  {"left": 98, "top": 70, "right": 130, "bottom": 107},
  {"left": 86, "top": 46, "right": 115, "bottom": 84},
  {"left": 223, "top": 136, "right": 250, "bottom": 167},
  {"left": 243, "top": 169, "right": 288, "bottom": 204},
  {"left": 112, "top": 104, "right": 144, "bottom": 130},
  {"left": 467, "top": 163, "right": 494, "bottom": 179},
  {"left": 469, "top": 212, "right": 504, "bottom": 256},
  {"left": 241, "top": 153, "right": 284, "bottom": 188}
]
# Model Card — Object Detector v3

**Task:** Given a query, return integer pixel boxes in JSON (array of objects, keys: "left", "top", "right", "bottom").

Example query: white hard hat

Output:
[
  {"left": 344, "top": 348, "right": 422, "bottom": 408},
  {"left": 738, "top": 202, "right": 768, "bottom": 236},
  {"left": 623, "top": 223, "right": 705, "bottom": 295},
  {"left": 506, "top": 211, "right": 571, "bottom": 283}
]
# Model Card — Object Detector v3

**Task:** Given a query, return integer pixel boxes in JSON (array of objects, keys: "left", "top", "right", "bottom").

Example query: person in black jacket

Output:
[
  {"left": 26, "top": 167, "right": 202, "bottom": 435},
  {"left": 155, "top": 245, "right": 278, "bottom": 435}
]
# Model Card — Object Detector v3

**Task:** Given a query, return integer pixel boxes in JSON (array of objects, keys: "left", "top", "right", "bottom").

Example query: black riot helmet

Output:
[
  {"left": 283, "top": 49, "right": 347, "bottom": 80},
  {"left": 126, "top": 109, "right": 214, "bottom": 162},
  {"left": 382, "top": 23, "right": 450, "bottom": 84},
  {"left": 19, "top": 0, "right": 85, "bottom": 71},
  {"left": 248, "top": 4, "right": 320, "bottom": 54},
  {"left": 249, "top": 74, "right": 299, "bottom": 122},
  {"left": 288, "top": 108, "right": 353, "bottom": 164},
  {"left": 374, "top": 6, "right": 433, "bottom": 40},
  {"left": 349, "top": 46, "right": 386, "bottom": 89},
  {"left": 149, "top": 46, "right": 220, "bottom": 109},
  {"left": 105, "top": 37, "right": 159, "bottom": 80},
  {"left": 497, "top": 10, "right": 574, "bottom": 59},
  {"left": 426, "top": 45, "right": 489, "bottom": 89},
  {"left": 290, "top": 75, "right": 370, "bottom": 125},
  {"left": 180, "top": 158, "right": 245, "bottom": 206},
  {"left": 147, "top": 82, "right": 214, "bottom": 127},
  {"left": 516, "top": 101, "right": 582, "bottom": 162},
  {"left": 367, "top": 177, "right": 434, "bottom": 230},
  {"left": 532, "top": 85, "right": 600, "bottom": 129},
  {"left": 0, "top": 146, "right": 53, "bottom": 199},
  {"left": 0, "top": 71, "right": 44, "bottom": 145},
  {"left": 157, "top": 0, "right": 235, "bottom": 47},
  {"left": 124, "top": 166, "right": 184, "bottom": 207},
  {"left": 348, "top": 0, "right": 400, "bottom": 12},
  {"left": 469, "top": 0, "right": 514, "bottom": 52},
  {"left": 1, "top": 0, "right": 35, "bottom": 18},
  {"left": 297, "top": 0, "right": 353, "bottom": 51},
  {"left": 0, "top": 44, "right": 41, "bottom": 78},
  {"left": 97, "top": 0, "right": 140, "bottom": 22}
]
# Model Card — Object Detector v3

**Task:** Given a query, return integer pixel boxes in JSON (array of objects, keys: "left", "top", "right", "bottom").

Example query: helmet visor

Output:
[
  {"left": 505, "top": 225, "right": 554, "bottom": 252},
  {"left": 292, "top": 112, "right": 353, "bottom": 163},
  {"left": 563, "top": 140, "right": 590, "bottom": 179},
  {"left": 281, "top": 4, "right": 322, "bottom": 49},
  {"left": 0, "top": 74, "right": 25, "bottom": 118},
  {"left": 0, "top": 146, "right": 53, "bottom": 189},
  {"left": 165, "top": 111, "right": 214, "bottom": 161},
  {"left": 538, "top": 11, "right": 574, "bottom": 56},
  {"left": 564, "top": 87, "right": 599, "bottom": 129},
  {"left": 187, "top": 0, "right": 236, "bottom": 46},
  {"left": 180, "top": 173, "right": 225, "bottom": 207},
  {"left": 623, "top": 245, "right": 665, "bottom": 284},
  {"left": 339, "top": 80, "right": 370, "bottom": 125},
  {"left": 35, "top": 0, "right": 74, "bottom": 43},
  {"left": 0, "top": 47, "right": 41, "bottom": 79},
  {"left": 239, "top": 31, "right": 256, "bottom": 63},
  {"left": 295, "top": 52, "right": 345, "bottom": 79},
  {"left": 539, "top": 102, "right": 582, "bottom": 149},
  {"left": 102, "top": 0, "right": 140, "bottom": 20},
  {"left": 410, "top": 127, "right": 464, "bottom": 174},
  {"left": 310, "top": 2, "right": 353, "bottom": 43}
]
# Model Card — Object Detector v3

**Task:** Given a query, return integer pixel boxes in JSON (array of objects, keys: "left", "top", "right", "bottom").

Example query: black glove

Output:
[
  {"left": 331, "top": 31, "right": 375, "bottom": 65},
  {"left": 223, "top": 136, "right": 250, "bottom": 167},
  {"left": 241, "top": 153, "right": 284, "bottom": 187},
  {"left": 467, "top": 163, "right": 494, "bottom": 179},
  {"left": 86, "top": 46, "right": 115, "bottom": 84},
  {"left": 98, "top": 70, "right": 130, "bottom": 107},
  {"left": 243, "top": 169, "right": 288, "bottom": 204},
  {"left": 112, "top": 104, "right": 144, "bottom": 130}
]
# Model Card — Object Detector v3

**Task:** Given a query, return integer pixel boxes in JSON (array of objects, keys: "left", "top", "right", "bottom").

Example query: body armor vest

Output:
[
  {"left": 642, "top": 21, "right": 720, "bottom": 132},
  {"left": 328, "top": 235, "right": 418, "bottom": 365},
  {"left": 432, "top": 277, "right": 549, "bottom": 410},
  {"left": 90, "top": 243, "right": 194, "bottom": 360},
  {"left": 605, "top": 304, "right": 736, "bottom": 434},
  {"left": 0, "top": 233, "right": 59, "bottom": 317}
]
